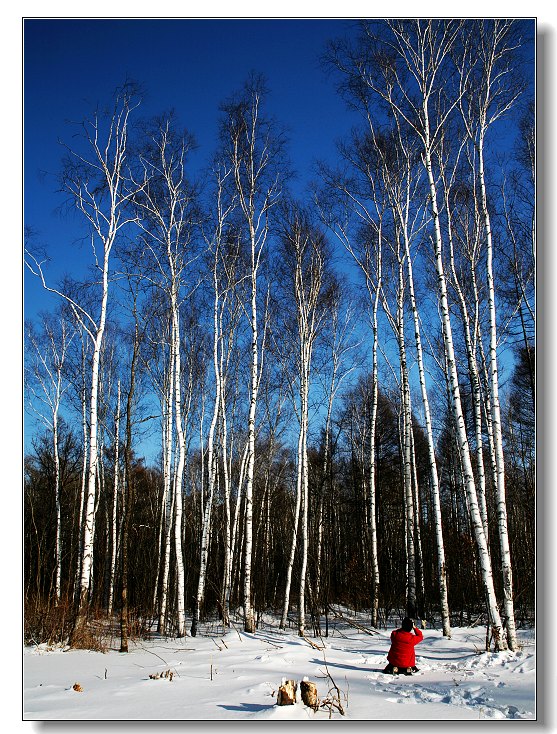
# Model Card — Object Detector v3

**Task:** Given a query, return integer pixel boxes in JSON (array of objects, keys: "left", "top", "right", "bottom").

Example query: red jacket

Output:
[{"left": 387, "top": 627, "right": 423, "bottom": 668}]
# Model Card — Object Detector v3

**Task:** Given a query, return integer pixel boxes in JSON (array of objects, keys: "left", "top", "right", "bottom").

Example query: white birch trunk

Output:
[
  {"left": 422, "top": 113, "right": 505, "bottom": 647},
  {"left": 243, "top": 256, "right": 258, "bottom": 633},
  {"left": 25, "top": 317, "right": 75, "bottom": 604},
  {"left": 52, "top": 411, "right": 61, "bottom": 601},
  {"left": 401, "top": 342, "right": 417, "bottom": 618},
  {"left": 298, "top": 359, "right": 310, "bottom": 637},
  {"left": 315, "top": 352, "right": 336, "bottom": 616},
  {"left": 280, "top": 216, "right": 325, "bottom": 634},
  {"left": 75, "top": 344, "right": 88, "bottom": 598},
  {"left": 410, "top": 426, "right": 425, "bottom": 608},
  {"left": 478, "top": 136, "right": 517, "bottom": 650},
  {"left": 368, "top": 255, "right": 382, "bottom": 628},
  {"left": 354, "top": 19, "right": 505, "bottom": 645},
  {"left": 226, "top": 441, "right": 249, "bottom": 621},
  {"left": 77, "top": 248, "right": 111, "bottom": 615},
  {"left": 445, "top": 189, "right": 490, "bottom": 543},
  {"left": 171, "top": 303, "right": 187, "bottom": 637},
  {"left": 158, "top": 352, "right": 175, "bottom": 632},
  {"left": 454, "top": 18, "right": 519, "bottom": 649},
  {"left": 108, "top": 380, "right": 121, "bottom": 615},
  {"left": 159, "top": 479, "right": 175, "bottom": 633},
  {"left": 281, "top": 404, "right": 304, "bottom": 629},
  {"left": 404, "top": 219, "right": 451, "bottom": 635},
  {"left": 220, "top": 390, "right": 232, "bottom": 627},
  {"left": 384, "top": 251, "right": 417, "bottom": 619}
]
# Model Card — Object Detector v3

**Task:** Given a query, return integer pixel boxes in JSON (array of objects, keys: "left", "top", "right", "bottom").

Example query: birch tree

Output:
[
  {"left": 503, "top": 99, "right": 535, "bottom": 381},
  {"left": 141, "top": 293, "right": 175, "bottom": 632},
  {"left": 25, "top": 312, "right": 75, "bottom": 601},
  {"left": 316, "top": 146, "right": 385, "bottom": 628},
  {"left": 220, "top": 75, "right": 287, "bottom": 633},
  {"left": 26, "top": 85, "right": 142, "bottom": 640},
  {"left": 107, "top": 379, "right": 121, "bottom": 615},
  {"left": 133, "top": 115, "right": 201, "bottom": 637},
  {"left": 119, "top": 298, "right": 141, "bottom": 653},
  {"left": 328, "top": 20, "right": 507, "bottom": 646},
  {"left": 312, "top": 290, "right": 360, "bottom": 627},
  {"left": 457, "top": 19, "right": 523, "bottom": 649},
  {"left": 377, "top": 123, "right": 451, "bottom": 632},
  {"left": 377, "top": 211, "right": 419, "bottom": 620},
  {"left": 218, "top": 248, "right": 247, "bottom": 628},
  {"left": 191, "top": 161, "right": 237, "bottom": 636},
  {"left": 277, "top": 204, "right": 330, "bottom": 635},
  {"left": 377, "top": 19, "right": 505, "bottom": 646}
]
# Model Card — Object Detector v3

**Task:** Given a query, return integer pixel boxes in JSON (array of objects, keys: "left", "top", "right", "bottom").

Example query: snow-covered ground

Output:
[{"left": 23, "top": 611, "right": 536, "bottom": 721}]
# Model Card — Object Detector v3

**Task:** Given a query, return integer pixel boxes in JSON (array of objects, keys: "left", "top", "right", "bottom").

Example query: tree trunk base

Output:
[
  {"left": 244, "top": 616, "right": 256, "bottom": 634},
  {"left": 301, "top": 680, "right": 318, "bottom": 710},
  {"left": 277, "top": 679, "right": 297, "bottom": 705}
]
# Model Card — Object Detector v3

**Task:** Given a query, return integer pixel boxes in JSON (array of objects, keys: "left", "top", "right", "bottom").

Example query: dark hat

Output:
[{"left": 401, "top": 617, "right": 414, "bottom": 632}]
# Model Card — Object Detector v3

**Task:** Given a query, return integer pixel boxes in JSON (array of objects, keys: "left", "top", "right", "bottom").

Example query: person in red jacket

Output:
[{"left": 383, "top": 617, "right": 423, "bottom": 675}]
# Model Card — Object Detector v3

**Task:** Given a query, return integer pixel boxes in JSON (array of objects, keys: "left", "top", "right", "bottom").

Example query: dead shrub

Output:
[
  {"left": 24, "top": 594, "right": 74, "bottom": 646},
  {"left": 69, "top": 618, "right": 108, "bottom": 653}
]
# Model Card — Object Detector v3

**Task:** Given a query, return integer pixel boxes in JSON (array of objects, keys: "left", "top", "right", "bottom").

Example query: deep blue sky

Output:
[{"left": 24, "top": 18, "right": 361, "bottom": 317}]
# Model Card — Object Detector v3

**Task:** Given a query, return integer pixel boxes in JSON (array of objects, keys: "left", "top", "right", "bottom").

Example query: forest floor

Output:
[{"left": 23, "top": 609, "right": 536, "bottom": 722}]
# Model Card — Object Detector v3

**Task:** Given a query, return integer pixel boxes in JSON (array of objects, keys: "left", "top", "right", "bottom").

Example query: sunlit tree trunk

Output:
[
  {"left": 280, "top": 417, "right": 303, "bottom": 630},
  {"left": 442, "top": 162, "right": 491, "bottom": 544},
  {"left": 366, "top": 244, "right": 382, "bottom": 628},
  {"left": 479, "top": 134, "right": 517, "bottom": 650},
  {"left": 243, "top": 255, "right": 259, "bottom": 634},
  {"left": 158, "top": 345, "right": 175, "bottom": 633},
  {"left": 298, "top": 359, "right": 310, "bottom": 637},
  {"left": 107, "top": 380, "right": 121, "bottom": 615},
  {"left": 75, "top": 332, "right": 89, "bottom": 603},
  {"left": 220, "top": 390, "right": 232, "bottom": 627},
  {"left": 404, "top": 222, "right": 451, "bottom": 635},
  {"left": 399, "top": 270, "right": 417, "bottom": 619},
  {"left": 226, "top": 441, "right": 249, "bottom": 620},
  {"left": 171, "top": 306, "right": 187, "bottom": 637}
]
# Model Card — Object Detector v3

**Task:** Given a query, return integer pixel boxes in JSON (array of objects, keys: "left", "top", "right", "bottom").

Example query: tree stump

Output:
[
  {"left": 277, "top": 679, "right": 297, "bottom": 705},
  {"left": 301, "top": 680, "right": 318, "bottom": 710}
]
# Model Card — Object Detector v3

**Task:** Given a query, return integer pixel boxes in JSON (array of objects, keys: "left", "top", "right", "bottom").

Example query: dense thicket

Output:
[{"left": 24, "top": 19, "right": 535, "bottom": 650}]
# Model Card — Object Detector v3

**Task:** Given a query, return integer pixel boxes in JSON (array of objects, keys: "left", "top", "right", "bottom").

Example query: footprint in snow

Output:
[{"left": 382, "top": 682, "right": 531, "bottom": 719}]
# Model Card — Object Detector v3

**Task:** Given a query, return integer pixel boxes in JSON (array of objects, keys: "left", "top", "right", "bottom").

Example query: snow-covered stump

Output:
[
  {"left": 301, "top": 680, "right": 318, "bottom": 711},
  {"left": 277, "top": 679, "right": 297, "bottom": 705}
]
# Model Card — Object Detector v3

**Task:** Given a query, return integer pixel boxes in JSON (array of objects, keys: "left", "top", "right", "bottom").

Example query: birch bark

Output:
[{"left": 108, "top": 380, "right": 121, "bottom": 615}]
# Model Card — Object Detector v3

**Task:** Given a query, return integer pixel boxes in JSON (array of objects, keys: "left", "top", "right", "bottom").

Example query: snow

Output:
[{"left": 23, "top": 612, "right": 536, "bottom": 722}]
